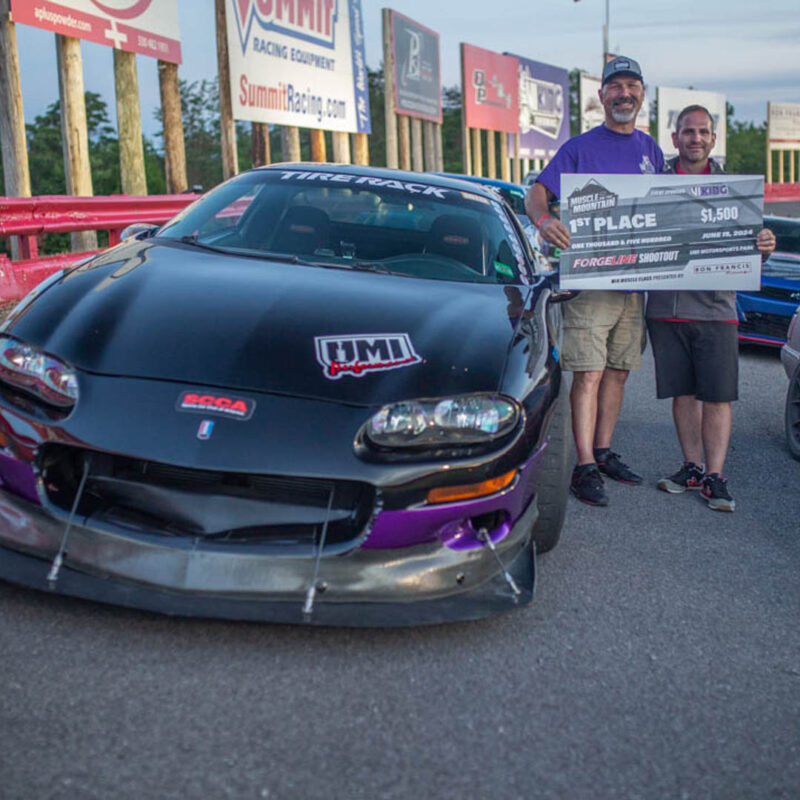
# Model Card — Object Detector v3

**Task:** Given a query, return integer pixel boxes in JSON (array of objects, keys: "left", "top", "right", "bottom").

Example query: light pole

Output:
[{"left": 603, "top": 0, "right": 610, "bottom": 62}]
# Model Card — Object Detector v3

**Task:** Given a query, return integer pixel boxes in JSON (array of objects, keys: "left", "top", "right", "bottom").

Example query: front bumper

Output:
[{"left": 0, "top": 486, "right": 537, "bottom": 626}]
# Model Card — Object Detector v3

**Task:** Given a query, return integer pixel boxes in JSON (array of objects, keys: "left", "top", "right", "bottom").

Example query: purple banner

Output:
[{"left": 506, "top": 54, "right": 569, "bottom": 161}]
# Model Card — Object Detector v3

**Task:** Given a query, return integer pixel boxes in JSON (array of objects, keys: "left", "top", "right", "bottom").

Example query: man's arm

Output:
[{"left": 525, "top": 182, "right": 571, "bottom": 250}]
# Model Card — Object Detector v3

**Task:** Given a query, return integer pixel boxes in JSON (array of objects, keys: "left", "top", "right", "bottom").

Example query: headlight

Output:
[
  {"left": 0, "top": 336, "right": 79, "bottom": 408},
  {"left": 365, "top": 393, "right": 520, "bottom": 448}
]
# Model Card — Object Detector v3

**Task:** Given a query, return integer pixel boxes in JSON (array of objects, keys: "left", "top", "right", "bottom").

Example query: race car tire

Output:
[
  {"left": 785, "top": 362, "right": 800, "bottom": 461},
  {"left": 530, "top": 381, "right": 571, "bottom": 554}
]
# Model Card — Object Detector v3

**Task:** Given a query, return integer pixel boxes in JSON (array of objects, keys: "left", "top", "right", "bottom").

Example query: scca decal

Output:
[{"left": 176, "top": 392, "right": 255, "bottom": 420}]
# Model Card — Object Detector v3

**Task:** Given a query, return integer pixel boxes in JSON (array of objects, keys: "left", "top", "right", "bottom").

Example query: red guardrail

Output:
[
  {"left": 0, "top": 193, "right": 197, "bottom": 303},
  {"left": 765, "top": 182, "right": 800, "bottom": 203}
]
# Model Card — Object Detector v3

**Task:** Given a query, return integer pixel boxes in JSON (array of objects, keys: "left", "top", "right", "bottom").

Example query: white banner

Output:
[
  {"left": 226, "top": 0, "right": 371, "bottom": 133},
  {"left": 768, "top": 102, "right": 800, "bottom": 150},
  {"left": 657, "top": 87, "right": 727, "bottom": 160},
  {"left": 579, "top": 73, "right": 603, "bottom": 134}
]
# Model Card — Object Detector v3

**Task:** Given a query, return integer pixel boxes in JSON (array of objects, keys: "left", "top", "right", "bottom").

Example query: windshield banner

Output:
[
  {"left": 559, "top": 173, "right": 763, "bottom": 291},
  {"left": 226, "top": 0, "right": 371, "bottom": 133}
]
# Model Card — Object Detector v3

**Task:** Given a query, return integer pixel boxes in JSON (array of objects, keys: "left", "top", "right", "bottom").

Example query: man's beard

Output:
[{"left": 610, "top": 102, "right": 637, "bottom": 123}]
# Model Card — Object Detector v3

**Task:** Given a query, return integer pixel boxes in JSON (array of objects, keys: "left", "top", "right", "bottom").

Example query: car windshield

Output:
[
  {"left": 764, "top": 218, "right": 800, "bottom": 277},
  {"left": 158, "top": 169, "right": 532, "bottom": 285}
]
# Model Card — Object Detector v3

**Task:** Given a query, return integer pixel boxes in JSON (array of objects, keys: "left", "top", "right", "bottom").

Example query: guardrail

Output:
[{"left": 0, "top": 194, "right": 197, "bottom": 303}]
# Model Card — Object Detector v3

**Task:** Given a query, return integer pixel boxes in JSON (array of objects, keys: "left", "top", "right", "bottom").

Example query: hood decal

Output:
[
  {"left": 177, "top": 391, "right": 255, "bottom": 420},
  {"left": 314, "top": 333, "right": 422, "bottom": 380}
]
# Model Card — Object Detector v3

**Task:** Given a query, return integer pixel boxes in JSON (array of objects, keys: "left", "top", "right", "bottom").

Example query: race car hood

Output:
[{"left": 5, "top": 240, "right": 526, "bottom": 406}]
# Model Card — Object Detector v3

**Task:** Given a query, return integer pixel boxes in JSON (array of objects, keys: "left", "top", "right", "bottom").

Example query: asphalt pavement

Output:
[{"left": 1, "top": 346, "right": 798, "bottom": 800}]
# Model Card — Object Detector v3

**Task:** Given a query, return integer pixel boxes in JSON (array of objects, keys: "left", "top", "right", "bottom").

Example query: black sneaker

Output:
[
  {"left": 570, "top": 464, "right": 609, "bottom": 506},
  {"left": 595, "top": 450, "right": 642, "bottom": 485},
  {"left": 701, "top": 473, "right": 735, "bottom": 512},
  {"left": 657, "top": 462, "right": 705, "bottom": 494}
]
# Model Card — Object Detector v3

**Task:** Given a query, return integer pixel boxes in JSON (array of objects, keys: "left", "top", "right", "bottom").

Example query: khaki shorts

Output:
[{"left": 561, "top": 291, "right": 645, "bottom": 372}]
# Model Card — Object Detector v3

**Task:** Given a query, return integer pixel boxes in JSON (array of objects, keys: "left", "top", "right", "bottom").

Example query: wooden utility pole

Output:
[
  {"left": 411, "top": 117, "right": 423, "bottom": 172},
  {"left": 56, "top": 34, "right": 96, "bottom": 251},
  {"left": 459, "top": 45, "right": 471, "bottom": 175},
  {"left": 113, "top": 48, "right": 147, "bottom": 195},
  {"left": 398, "top": 114, "right": 411, "bottom": 170},
  {"left": 310, "top": 129, "right": 326, "bottom": 162},
  {"left": 352, "top": 132, "right": 368, "bottom": 165},
  {"left": 215, "top": 0, "right": 238, "bottom": 179},
  {"left": 0, "top": 8, "right": 30, "bottom": 199},
  {"left": 512, "top": 133, "right": 521, "bottom": 184},
  {"left": 472, "top": 128, "right": 483, "bottom": 177},
  {"left": 332, "top": 131, "right": 350, "bottom": 163},
  {"left": 434, "top": 123, "right": 443, "bottom": 171},
  {"left": 486, "top": 129, "right": 496, "bottom": 179},
  {"left": 158, "top": 59, "right": 187, "bottom": 192},
  {"left": 382, "top": 8, "right": 398, "bottom": 169},
  {"left": 281, "top": 126, "right": 301, "bottom": 161},
  {"left": 252, "top": 122, "right": 270, "bottom": 167},
  {"left": 499, "top": 130, "right": 509, "bottom": 181},
  {"left": 423, "top": 121, "right": 435, "bottom": 172}
]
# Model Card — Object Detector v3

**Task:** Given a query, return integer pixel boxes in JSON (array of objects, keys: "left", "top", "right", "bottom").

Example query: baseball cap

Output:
[{"left": 601, "top": 56, "right": 643, "bottom": 85}]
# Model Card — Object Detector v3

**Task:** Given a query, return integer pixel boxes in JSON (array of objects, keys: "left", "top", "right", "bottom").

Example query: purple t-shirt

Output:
[{"left": 538, "top": 125, "right": 664, "bottom": 199}]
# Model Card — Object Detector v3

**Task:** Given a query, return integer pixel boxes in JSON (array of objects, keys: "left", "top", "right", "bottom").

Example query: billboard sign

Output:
[
  {"left": 508, "top": 54, "right": 568, "bottom": 160},
  {"left": 390, "top": 10, "right": 441, "bottom": 123},
  {"left": 658, "top": 87, "right": 727, "bottom": 160},
  {"left": 227, "top": 0, "right": 371, "bottom": 133},
  {"left": 579, "top": 73, "right": 603, "bottom": 134},
  {"left": 10, "top": 0, "right": 181, "bottom": 63},
  {"left": 768, "top": 102, "right": 800, "bottom": 150},
  {"left": 461, "top": 43, "right": 518, "bottom": 133}
]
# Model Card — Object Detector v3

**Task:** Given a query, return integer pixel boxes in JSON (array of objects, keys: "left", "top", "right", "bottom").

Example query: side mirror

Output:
[{"left": 120, "top": 223, "right": 160, "bottom": 242}]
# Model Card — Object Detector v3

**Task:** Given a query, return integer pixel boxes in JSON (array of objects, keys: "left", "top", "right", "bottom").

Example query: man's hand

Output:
[
  {"left": 538, "top": 216, "right": 571, "bottom": 250},
  {"left": 756, "top": 228, "right": 776, "bottom": 258}
]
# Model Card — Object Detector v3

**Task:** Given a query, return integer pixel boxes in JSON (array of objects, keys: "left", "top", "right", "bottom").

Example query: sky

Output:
[{"left": 11, "top": 0, "right": 800, "bottom": 143}]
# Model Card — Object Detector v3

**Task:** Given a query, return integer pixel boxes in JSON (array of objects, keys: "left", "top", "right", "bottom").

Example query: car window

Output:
[{"left": 158, "top": 170, "right": 533, "bottom": 285}]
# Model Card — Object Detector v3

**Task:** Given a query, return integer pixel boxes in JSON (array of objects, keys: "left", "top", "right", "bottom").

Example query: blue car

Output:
[{"left": 737, "top": 216, "right": 800, "bottom": 346}]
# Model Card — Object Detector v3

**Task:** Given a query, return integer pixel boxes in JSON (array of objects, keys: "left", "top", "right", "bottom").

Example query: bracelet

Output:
[{"left": 534, "top": 213, "right": 551, "bottom": 227}]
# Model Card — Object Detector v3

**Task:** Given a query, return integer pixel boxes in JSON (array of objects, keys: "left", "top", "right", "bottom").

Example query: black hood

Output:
[{"left": 7, "top": 241, "right": 523, "bottom": 406}]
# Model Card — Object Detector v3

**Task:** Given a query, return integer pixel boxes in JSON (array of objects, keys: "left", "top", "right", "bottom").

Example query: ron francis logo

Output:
[
  {"left": 567, "top": 179, "right": 618, "bottom": 214},
  {"left": 176, "top": 391, "right": 256, "bottom": 420},
  {"left": 315, "top": 333, "right": 422, "bottom": 380},
  {"left": 231, "top": 0, "right": 339, "bottom": 53}
]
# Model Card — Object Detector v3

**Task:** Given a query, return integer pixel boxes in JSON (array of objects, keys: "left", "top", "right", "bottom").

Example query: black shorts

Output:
[{"left": 647, "top": 319, "right": 738, "bottom": 402}]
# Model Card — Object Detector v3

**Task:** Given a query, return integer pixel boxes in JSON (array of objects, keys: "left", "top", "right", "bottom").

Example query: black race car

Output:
[{"left": 0, "top": 165, "right": 570, "bottom": 626}]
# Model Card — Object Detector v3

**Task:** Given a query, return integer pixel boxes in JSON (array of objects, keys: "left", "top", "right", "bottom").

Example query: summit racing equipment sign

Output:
[
  {"left": 227, "top": 0, "right": 370, "bottom": 133},
  {"left": 10, "top": 0, "right": 181, "bottom": 62},
  {"left": 559, "top": 174, "right": 764, "bottom": 291}
]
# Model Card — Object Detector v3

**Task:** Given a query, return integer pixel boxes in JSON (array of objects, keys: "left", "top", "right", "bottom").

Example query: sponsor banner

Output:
[
  {"left": 390, "top": 10, "right": 441, "bottom": 123},
  {"left": 768, "top": 101, "right": 800, "bottom": 150},
  {"left": 461, "top": 43, "right": 518, "bottom": 133},
  {"left": 579, "top": 73, "right": 603, "bottom": 134},
  {"left": 559, "top": 173, "right": 763, "bottom": 291},
  {"left": 10, "top": 0, "right": 181, "bottom": 63},
  {"left": 227, "top": 0, "right": 371, "bottom": 134},
  {"left": 657, "top": 86, "right": 727, "bottom": 160},
  {"left": 506, "top": 54, "right": 568, "bottom": 160}
]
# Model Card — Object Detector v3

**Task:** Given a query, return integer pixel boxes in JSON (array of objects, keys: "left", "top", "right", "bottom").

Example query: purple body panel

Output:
[
  {"left": 363, "top": 443, "right": 547, "bottom": 550},
  {"left": 0, "top": 452, "right": 39, "bottom": 505}
]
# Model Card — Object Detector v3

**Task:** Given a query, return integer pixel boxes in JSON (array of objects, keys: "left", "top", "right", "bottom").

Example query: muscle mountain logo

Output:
[
  {"left": 314, "top": 333, "right": 422, "bottom": 380},
  {"left": 231, "top": 0, "right": 339, "bottom": 53},
  {"left": 567, "top": 180, "right": 618, "bottom": 214}
]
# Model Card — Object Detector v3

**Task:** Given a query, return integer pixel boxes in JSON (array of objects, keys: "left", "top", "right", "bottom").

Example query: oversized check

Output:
[{"left": 559, "top": 174, "right": 764, "bottom": 291}]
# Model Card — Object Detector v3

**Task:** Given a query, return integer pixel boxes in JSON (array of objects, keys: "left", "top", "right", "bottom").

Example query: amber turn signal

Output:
[{"left": 426, "top": 469, "right": 517, "bottom": 505}]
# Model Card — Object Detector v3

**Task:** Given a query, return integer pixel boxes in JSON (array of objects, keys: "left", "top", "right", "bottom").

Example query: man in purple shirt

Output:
[{"left": 525, "top": 56, "right": 664, "bottom": 507}]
